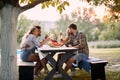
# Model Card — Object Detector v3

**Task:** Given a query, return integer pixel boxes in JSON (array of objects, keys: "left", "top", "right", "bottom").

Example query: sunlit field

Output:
[
  {"left": 35, "top": 48, "right": 120, "bottom": 80},
  {"left": 90, "top": 48, "right": 120, "bottom": 66}
]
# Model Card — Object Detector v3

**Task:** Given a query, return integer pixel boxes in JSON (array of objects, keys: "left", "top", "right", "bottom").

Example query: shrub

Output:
[{"left": 88, "top": 40, "right": 120, "bottom": 48}]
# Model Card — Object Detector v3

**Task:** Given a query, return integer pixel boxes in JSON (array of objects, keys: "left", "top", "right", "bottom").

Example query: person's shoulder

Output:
[
  {"left": 78, "top": 31, "right": 86, "bottom": 38},
  {"left": 27, "top": 34, "right": 35, "bottom": 40},
  {"left": 78, "top": 31, "right": 84, "bottom": 35},
  {"left": 29, "top": 34, "right": 36, "bottom": 37}
]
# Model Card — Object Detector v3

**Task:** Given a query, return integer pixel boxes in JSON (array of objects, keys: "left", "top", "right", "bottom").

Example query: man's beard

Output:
[{"left": 38, "top": 34, "right": 41, "bottom": 36}]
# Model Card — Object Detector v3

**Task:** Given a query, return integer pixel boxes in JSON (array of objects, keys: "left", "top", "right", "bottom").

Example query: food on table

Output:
[{"left": 48, "top": 40, "right": 62, "bottom": 47}]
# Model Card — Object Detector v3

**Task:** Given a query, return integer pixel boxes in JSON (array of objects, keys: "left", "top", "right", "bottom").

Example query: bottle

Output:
[
  {"left": 45, "top": 34, "right": 48, "bottom": 39},
  {"left": 59, "top": 31, "right": 63, "bottom": 43}
]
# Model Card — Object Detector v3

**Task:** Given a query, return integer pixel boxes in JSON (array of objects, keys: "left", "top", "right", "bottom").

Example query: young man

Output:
[{"left": 64, "top": 23, "right": 89, "bottom": 72}]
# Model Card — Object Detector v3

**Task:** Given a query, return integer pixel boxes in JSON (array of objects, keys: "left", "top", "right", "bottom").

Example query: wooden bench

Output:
[
  {"left": 17, "top": 57, "right": 35, "bottom": 80},
  {"left": 77, "top": 57, "right": 108, "bottom": 80}
]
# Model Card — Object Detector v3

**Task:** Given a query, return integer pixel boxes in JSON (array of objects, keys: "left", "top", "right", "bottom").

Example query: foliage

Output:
[
  {"left": 99, "top": 22, "right": 120, "bottom": 40},
  {"left": 41, "top": 0, "right": 69, "bottom": 14},
  {"left": 56, "top": 6, "right": 120, "bottom": 41},
  {"left": 47, "top": 28, "right": 59, "bottom": 40},
  {"left": 17, "top": 15, "right": 42, "bottom": 44},
  {"left": 56, "top": 14, "right": 73, "bottom": 37},
  {"left": 87, "top": 0, "right": 120, "bottom": 21},
  {"left": 19, "top": 0, "right": 70, "bottom": 14},
  {"left": 56, "top": 7, "right": 105, "bottom": 41}
]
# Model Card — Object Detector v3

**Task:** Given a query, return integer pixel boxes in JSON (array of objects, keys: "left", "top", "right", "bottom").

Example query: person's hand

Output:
[
  {"left": 68, "top": 44, "right": 72, "bottom": 47},
  {"left": 45, "top": 36, "right": 52, "bottom": 42},
  {"left": 24, "top": 44, "right": 30, "bottom": 48},
  {"left": 66, "top": 28, "right": 70, "bottom": 37}
]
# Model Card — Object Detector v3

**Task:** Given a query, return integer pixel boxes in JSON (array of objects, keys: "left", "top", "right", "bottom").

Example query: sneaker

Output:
[
  {"left": 53, "top": 73, "right": 62, "bottom": 78},
  {"left": 34, "top": 74, "right": 41, "bottom": 78},
  {"left": 70, "top": 71, "right": 76, "bottom": 77},
  {"left": 44, "top": 70, "right": 49, "bottom": 74},
  {"left": 72, "top": 63, "right": 78, "bottom": 67},
  {"left": 34, "top": 74, "right": 40, "bottom": 78}
]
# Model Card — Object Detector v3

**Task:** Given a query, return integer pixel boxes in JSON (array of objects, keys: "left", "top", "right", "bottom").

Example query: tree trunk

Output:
[
  {"left": 0, "top": 5, "right": 20, "bottom": 80},
  {"left": 0, "top": 14, "right": 1, "bottom": 79}
]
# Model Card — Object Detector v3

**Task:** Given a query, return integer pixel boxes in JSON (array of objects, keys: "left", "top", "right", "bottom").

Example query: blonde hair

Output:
[{"left": 20, "top": 26, "right": 41, "bottom": 47}]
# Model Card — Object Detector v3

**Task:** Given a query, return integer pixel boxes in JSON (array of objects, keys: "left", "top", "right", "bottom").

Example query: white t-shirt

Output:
[{"left": 21, "top": 34, "right": 40, "bottom": 49}]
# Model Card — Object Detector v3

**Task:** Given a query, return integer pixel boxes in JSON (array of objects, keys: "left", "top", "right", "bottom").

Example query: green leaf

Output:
[
  {"left": 28, "top": 0, "right": 32, "bottom": 4},
  {"left": 41, "top": 3, "right": 45, "bottom": 9},
  {"left": 45, "top": 2, "right": 49, "bottom": 8},
  {"left": 59, "top": 8, "right": 63, "bottom": 14},
  {"left": 63, "top": 6, "right": 65, "bottom": 10},
  {"left": 57, "top": 6, "right": 63, "bottom": 14},
  {"left": 56, "top": 0, "right": 60, "bottom": 5},
  {"left": 20, "top": 0, "right": 25, "bottom": 3},
  {"left": 51, "top": 2, "right": 55, "bottom": 7},
  {"left": 63, "top": 1, "right": 69, "bottom": 6},
  {"left": 29, "top": 0, "right": 35, "bottom": 3},
  {"left": 111, "top": 24, "right": 116, "bottom": 30}
]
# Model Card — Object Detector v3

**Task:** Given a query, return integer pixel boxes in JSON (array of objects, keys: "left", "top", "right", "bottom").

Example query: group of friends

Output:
[{"left": 20, "top": 23, "right": 89, "bottom": 78}]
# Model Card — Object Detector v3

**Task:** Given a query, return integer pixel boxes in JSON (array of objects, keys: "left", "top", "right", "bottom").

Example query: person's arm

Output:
[
  {"left": 61, "top": 28, "right": 71, "bottom": 45},
  {"left": 62, "top": 35, "right": 70, "bottom": 44},
  {"left": 40, "top": 37, "right": 51, "bottom": 46},
  {"left": 20, "top": 35, "right": 31, "bottom": 48}
]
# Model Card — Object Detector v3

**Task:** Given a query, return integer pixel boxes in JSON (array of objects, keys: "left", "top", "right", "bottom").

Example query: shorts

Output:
[
  {"left": 20, "top": 47, "right": 36, "bottom": 62},
  {"left": 73, "top": 53, "right": 88, "bottom": 63}
]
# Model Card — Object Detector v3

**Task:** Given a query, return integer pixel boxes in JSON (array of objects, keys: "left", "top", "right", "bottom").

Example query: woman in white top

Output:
[{"left": 20, "top": 26, "right": 51, "bottom": 78}]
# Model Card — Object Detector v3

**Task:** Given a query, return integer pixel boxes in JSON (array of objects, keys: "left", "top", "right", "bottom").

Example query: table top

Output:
[
  {"left": 37, "top": 45, "right": 78, "bottom": 52},
  {"left": 38, "top": 45, "right": 76, "bottom": 80}
]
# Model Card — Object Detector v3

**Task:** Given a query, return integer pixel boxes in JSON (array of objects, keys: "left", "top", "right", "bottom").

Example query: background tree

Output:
[
  {"left": 0, "top": 0, "right": 120, "bottom": 79},
  {"left": 56, "top": 14, "right": 72, "bottom": 37},
  {"left": 56, "top": 6, "right": 106, "bottom": 41},
  {"left": 56, "top": 3, "right": 120, "bottom": 41},
  {"left": 99, "top": 22, "right": 120, "bottom": 40},
  {"left": 87, "top": 0, "right": 120, "bottom": 21},
  {"left": 0, "top": 0, "right": 69, "bottom": 80},
  {"left": 17, "top": 15, "right": 43, "bottom": 45}
]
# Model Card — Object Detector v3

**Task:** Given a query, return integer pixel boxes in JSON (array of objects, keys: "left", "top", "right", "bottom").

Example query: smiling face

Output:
[
  {"left": 30, "top": 26, "right": 41, "bottom": 37},
  {"left": 37, "top": 28, "right": 41, "bottom": 36},
  {"left": 32, "top": 28, "right": 40, "bottom": 37}
]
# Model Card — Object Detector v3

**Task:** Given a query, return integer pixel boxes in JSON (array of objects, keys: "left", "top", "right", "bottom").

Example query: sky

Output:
[{"left": 20, "top": 0, "right": 105, "bottom": 22}]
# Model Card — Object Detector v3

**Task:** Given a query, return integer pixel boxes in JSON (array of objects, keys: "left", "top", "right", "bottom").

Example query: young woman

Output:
[{"left": 20, "top": 26, "right": 51, "bottom": 78}]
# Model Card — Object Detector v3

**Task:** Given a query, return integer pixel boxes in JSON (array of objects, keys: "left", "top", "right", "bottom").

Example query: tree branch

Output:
[{"left": 19, "top": 0, "right": 50, "bottom": 12}]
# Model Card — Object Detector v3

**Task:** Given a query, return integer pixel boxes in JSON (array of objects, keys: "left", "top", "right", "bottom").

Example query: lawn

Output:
[{"left": 35, "top": 48, "right": 120, "bottom": 80}]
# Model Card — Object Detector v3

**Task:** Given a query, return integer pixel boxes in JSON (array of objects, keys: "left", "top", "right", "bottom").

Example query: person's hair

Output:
[
  {"left": 68, "top": 23, "right": 77, "bottom": 30},
  {"left": 21, "top": 25, "right": 41, "bottom": 44},
  {"left": 28, "top": 26, "right": 41, "bottom": 34}
]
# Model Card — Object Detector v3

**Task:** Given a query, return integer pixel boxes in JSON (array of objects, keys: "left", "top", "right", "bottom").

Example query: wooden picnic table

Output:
[{"left": 38, "top": 45, "right": 78, "bottom": 80}]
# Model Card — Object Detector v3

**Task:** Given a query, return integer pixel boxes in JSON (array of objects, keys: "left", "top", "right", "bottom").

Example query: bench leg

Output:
[
  {"left": 19, "top": 66, "right": 34, "bottom": 80},
  {"left": 90, "top": 63, "right": 107, "bottom": 80}
]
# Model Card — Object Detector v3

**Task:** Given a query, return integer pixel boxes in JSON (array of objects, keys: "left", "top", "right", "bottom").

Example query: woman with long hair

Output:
[{"left": 20, "top": 25, "right": 50, "bottom": 78}]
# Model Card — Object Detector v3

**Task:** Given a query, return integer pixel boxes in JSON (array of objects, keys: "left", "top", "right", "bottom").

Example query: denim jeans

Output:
[{"left": 20, "top": 47, "right": 36, "bottom": 62}]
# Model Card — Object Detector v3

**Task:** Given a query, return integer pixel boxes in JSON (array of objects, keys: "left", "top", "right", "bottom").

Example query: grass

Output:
[
  {"left": 34, "top": 48, "right": 120, "bottom": 80},
  {"left": 89, "top": 48, "right": 120, "bottom": 65},
  {"left": 35, "top": 69, "right": 91, "bottom": 80}
]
